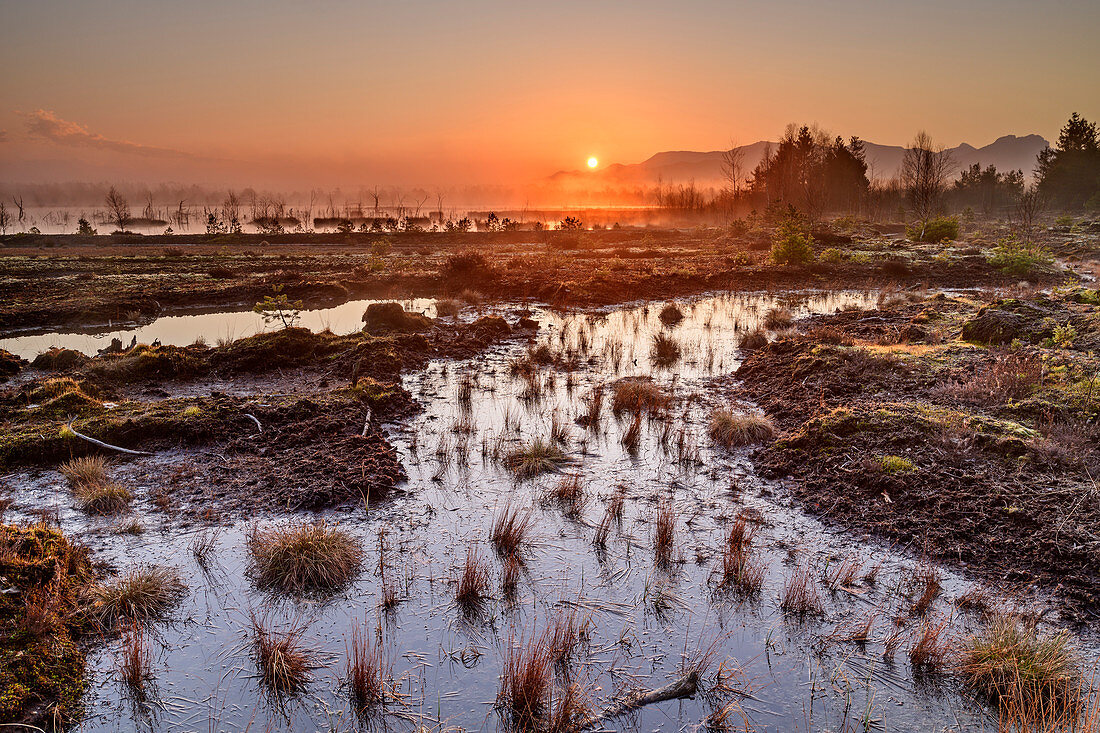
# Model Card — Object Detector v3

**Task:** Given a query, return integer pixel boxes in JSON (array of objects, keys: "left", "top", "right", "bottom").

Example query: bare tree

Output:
[
  {"left": 0, "top": 201, "right": 9, "bottom": 234},
  {"left": 105, "top": 187, "right": 132, "bottom": 232},
  {"left": 901, "top": 131, "right": 954, "bottom": 229},
  {"left": 11, "top": 196, "right": 25, "bottom": 231},
  {"left": 1012, "top": 184, "right": 1046, "bottom": 245},
  {"left": 720, "top": 140, "right": 745, "bottom": 223}
]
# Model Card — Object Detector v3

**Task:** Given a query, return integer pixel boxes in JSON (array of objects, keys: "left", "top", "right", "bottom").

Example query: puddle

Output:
[{"left": 7, "top": 290, "right": 1085, "bottom": 731}]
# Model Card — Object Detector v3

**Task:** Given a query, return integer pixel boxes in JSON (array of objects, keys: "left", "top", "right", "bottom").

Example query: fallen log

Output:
[
  {"left": 576, "top": 670, "right": 698, "bottom": 729},
  {"left": 66, "top": 417, "right": 153, "bottom": 456}
]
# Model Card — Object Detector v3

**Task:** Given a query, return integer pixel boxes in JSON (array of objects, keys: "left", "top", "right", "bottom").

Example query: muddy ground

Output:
[
  {"left": 3, "top": 220, "right": 1095, "bottom": 336},
  {"left": 733, "top": 286, "right": 1100, "bottom": 622}
]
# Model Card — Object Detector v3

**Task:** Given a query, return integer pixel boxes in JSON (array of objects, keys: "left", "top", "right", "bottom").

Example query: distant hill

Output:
[{"left": 550, "top": 134, "right": 1049, "bottom": 187}]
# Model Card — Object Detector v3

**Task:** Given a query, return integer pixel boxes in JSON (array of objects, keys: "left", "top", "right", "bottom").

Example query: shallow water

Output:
[
  {"left": 0, "top": 297, "right": 440, "bottom": 361},
  {"left": 8, "top": 290, "right": 1078, "bottom": 732}
]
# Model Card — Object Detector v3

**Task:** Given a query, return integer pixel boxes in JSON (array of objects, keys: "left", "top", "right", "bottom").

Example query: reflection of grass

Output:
[{"left": 651, "top": 332, "right": 681, "bottom": 365}]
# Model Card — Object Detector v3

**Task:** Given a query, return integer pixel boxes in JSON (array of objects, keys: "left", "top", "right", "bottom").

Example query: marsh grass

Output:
[
  {"left": 60, "top": 455, "right": 131, "bottom": 514},
  {"left": 251, "top": 614, "right": 312, "bottom": 695},
  {"left": 504, "top": 439, "right": 569, "bottom": 478},
  {"left": 247, "top": 522, "right": 364, "bottom": 594},
  {"left": 491, "top": 503, "right": 535, "bottom": 558},
  {"left": 498, "top": 632, "right": 552, "bottom": 729},
  {"left": 502, "top": 554, "right": 522, "bottom": 597},
  {"left": 908, "top": 565, "right": 942, "bottom": 616},
  {"left": 654, "top": 499, "right": 676, "bottom": 567},
  {"left": 347, "top": 620, "right": 390, "bottom": 713},
  {"left": 611, "top": 378, "right": 670, "bottom": 415},
  {"left": 92, "top": 565, "right": 186, "bottom": 624},
  {"left": 719, "top": 519, "right": 764, "bottom": 594},
  {"left": 959, "top": 615, "right": 1082, "bottom": 718},
  {"left": 739, "top": 330, "right": 768, "bottom": 350},
  {"left": 763, "top": 307, "right": 794, "bottom": 330},
  {"left": 118, "top": 622, "right": 153, "bottom": 700},
  {"left": 708, "top": 409, "right": 775, "bottom": 448},
  {"left": 909, "top": 618, "right": 952, "bottom": 669},
  {"left": 547, "top": 474, "right": 587, "bottom": 519},
  {"left": 651, "top": 332, "right": 682, "bottom": 366},
  {"left": 781, "top": 563, "right": 823, "bottom": 615},
  {"left": 456, "top": 545, "right": 491, "bottom": 609},
  {"left": 621, "top": 412, "right": 643, "bottom": 454}
]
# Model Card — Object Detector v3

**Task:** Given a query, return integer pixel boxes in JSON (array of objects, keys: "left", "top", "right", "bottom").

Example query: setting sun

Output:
[{"left": 587, "top": 156, "right": 598, "bottom": 169}]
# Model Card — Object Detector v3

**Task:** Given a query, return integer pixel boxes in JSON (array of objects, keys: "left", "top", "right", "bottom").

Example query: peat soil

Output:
[{"left": 732, "top": 286, "right": 1100, "bottom": 623}]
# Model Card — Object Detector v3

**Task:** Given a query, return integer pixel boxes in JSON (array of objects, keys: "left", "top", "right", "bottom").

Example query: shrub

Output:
[
  {"left": 988, "top": 238, "right": 1054, "bottom": 278},
  {"left": 504, "top": 439, "right": 569, "bottom": 478},
  {"left": 878, "top": 455, "right": 917, "bottom": 474},
  {"left": 443, "top": 251, "right": 488, "bottom": 280},
  {"left": 770, "top": 212, "right": 814, "bottom": 265},
  {"left": 247, "top": 522, "right": 364, "bottom": 594},
  {"left": 907, "top": 216, "right": 960, "bottom": 243}
]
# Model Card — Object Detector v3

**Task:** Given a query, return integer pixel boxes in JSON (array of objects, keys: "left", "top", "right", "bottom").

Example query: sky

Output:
[{"left": 1, "top": 0, "right": 1098, "bottom": 189}]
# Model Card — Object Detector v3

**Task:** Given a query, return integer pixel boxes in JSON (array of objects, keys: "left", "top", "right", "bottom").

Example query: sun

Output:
[{"left": 587, "top": 156, "right": 598, "bottom": 169}]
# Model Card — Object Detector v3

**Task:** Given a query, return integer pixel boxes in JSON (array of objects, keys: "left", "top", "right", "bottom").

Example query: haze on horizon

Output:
[{"left": 1, "top": 0, "right": 1098, "bottom": 190}]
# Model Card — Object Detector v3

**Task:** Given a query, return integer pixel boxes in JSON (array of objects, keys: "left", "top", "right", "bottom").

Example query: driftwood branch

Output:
[
  {"left": 361, "top": 408, "right": 373, "bottom": 437},
  {"left": 577, "top": 671, "right": 698, "bottom": 729},
  {"left": 66, "top": 418, "right": 153, "bottom": 456},
  {"left": 244, "top": 413, "right": 262, "bottom": 434}
]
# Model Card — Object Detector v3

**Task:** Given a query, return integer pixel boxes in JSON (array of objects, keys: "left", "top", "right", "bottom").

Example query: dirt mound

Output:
[
  {"left": 0, "top": 523, "right": 96, "bottom": 727},
  {"left": 961, "top": 298, "right": 1063, "bottom": 345},
  {"left": 86, "top": 344, "right": 208, "bottom": 382},
  {"left": 31, "top": 348, "right": 87, "bottom": 372},
  {"left": 0, "top": 350, "right": 24, "bottom": 380},
  {"left": 211, "top": 327, "right": 352, "bottom": 373},
  {"left": 362, "top": 302, "right": 433, "bottom": 333},
  {"left": 758, "top": 401, "right": 1100, "bottom": 620}
]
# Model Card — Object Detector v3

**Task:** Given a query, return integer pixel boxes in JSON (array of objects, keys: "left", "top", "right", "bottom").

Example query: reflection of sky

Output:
[{"left": 0, "top": 297, "right": 437, "bottom": 360}]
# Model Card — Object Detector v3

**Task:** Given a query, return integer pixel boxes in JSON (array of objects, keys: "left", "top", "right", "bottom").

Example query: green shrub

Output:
[
  {"left": 906, "top": 216, "right": 960, "bottom": 243},
  {"left": 821, "top": 247, "right": 847, "bottom": 263},
  {"left": 988, "top": 238, "right": 1054, "bottom": 278},
  {"left": 770, "top": 212, "right": 814, "bottom": 266},
  {"left": 1051, "top": 323, "right": 1077, "bottom": 349}
]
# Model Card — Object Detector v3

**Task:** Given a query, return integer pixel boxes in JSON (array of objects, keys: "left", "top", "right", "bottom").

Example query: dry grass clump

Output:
[
  {"left": 653, "top": 499, "right": 676, "bottom": 567},
  {"left": 60, "top": 456, "right": 108, "bottom": 486},
  {"left": 92, "top": 565, "right": 186, "bottom": 624},
  {"left": 247, "top": 522, "right": 364, "bottom": 594},
  {"left": 909, "top": 618, "right": 951, "bottom": 669},
  {"left": 504, "top": 438, "right": 570, "bottom": 478},
  {"left": 491, "top": 503, "right": 535, "bottom": 559},
  {"left": 434, "top": 298, "right": 461, "bottom": 317},
  {"left": 577, "top": 385, "right": 603, "bottom": 429},
  {"left": 498, "top": 633, "right": 552, "bottom": 729},
  {"left": 908, "top": 565, "right": 942, "bottom": 616},
  {"left": 60, "top": 456, "right": 132, "bottom": 515},
  {"left": 251, "top": 614, "right": 312, "bottom": 695},
  {"left": 548, "top": 681, "right": 593, "bottom": 732},
  {"left": 346, "top": 620, "right": 390, "bottom": 712},
  {"left": 621, "top": 412, "right": 643, "bottom": 454},
  {"left": 959, "top": 615, "right": 1082, "bottom": 717},
  {"left": 651, "top": 332, "right": 682, "bottom": 366},
  {"left": 658, "top": 303, "right": 684, "bottom": 325},
  {"left": 118, "top": 622, "right": 153, "bottom": 699},
  {"left": 708, "top": 409, "right": 775, "bottom": 448},
  {"left": 763, "top": 307, "right": 794, "bottom": 330},
  {"left": 739, "top": 330, "right": 768, "bottom": 350},
  {"left": 611, "top": 377, "right": 670, "bottom": 415},
  {"left": 825, "top": 555, "right": 863, "bottom": 590},
  {"left": 502, "top": 554, "right": 522, "bottom": 597},
  {"left": 547, "top": 474, "right": 588, "bottom": 519},
  {"left": 937, "top": 348, "right": 1043, "bottom": 406},
  {"left": 455, "top": 545, "right": 491, "bottom": 609},
  {"left": 780, "top": 564, "right": 823, "bottom": 615},
  {"left": 718, "top": 519, "right": 764, "bottom": 594}
]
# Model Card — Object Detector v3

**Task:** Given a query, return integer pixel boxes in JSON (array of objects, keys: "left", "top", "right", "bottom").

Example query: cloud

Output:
[{"left": 21, "top": 109, "right": 190, "bottom": 158}]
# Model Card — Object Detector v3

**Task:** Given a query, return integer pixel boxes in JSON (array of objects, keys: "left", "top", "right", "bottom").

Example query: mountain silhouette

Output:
[{"left": 550, "top": 134, "right": 1049, "bottom": 186}]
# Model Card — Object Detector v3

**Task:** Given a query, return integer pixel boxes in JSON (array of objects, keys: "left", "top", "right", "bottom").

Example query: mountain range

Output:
[{"left": 550, "top": 134, "right": 1049, "bottom": 188}]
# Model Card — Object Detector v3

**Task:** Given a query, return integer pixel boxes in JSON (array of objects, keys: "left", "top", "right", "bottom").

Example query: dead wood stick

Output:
[
  {"left": 576, "top": 671, "right": 698, "bottom": 729},
  {"left": 361, "top": 407, "right": 373, "bottom": 437},
  {"left": 244, "top": 413, "right": 262, "bottom": 434},
  {"left": 66, "top": 418, "right": 152, "bottom": 456}
]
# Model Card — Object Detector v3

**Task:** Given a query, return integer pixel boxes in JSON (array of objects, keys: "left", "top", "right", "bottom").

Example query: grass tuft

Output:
[
  {"left": 781, "top": 563, "right": 823, "bottom": 615},
  {"left": 92, "top": 565, "right": 186, "bottom": 624},
  {"left": 611, "top": 378, "right": 670, "bottom": 415},
  {"left": 708, "top": 409, "right": 775, "bottom": 448},
  {"left": 491, "top": 503, "right": 535, "bottom": 559},
  {"left": 247, "top": 522, "right": 364, "bottom": 594},
  {"left": 504, "top": 438, "right": 569, "bottom": 478},
  {"left": 654, "top": 499, "right": 676, "bottom": 567},
  {"left": 251, "top": 614, "right": 312, "bottom": 695},
  {"left": 346, "top": 619, "right": 390, "bottom": 712}
]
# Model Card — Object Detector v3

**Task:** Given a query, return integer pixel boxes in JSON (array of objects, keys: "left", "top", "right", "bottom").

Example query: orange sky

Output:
[{"left": 1, "top": 0, "right": 1098, "bottom": 187}]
